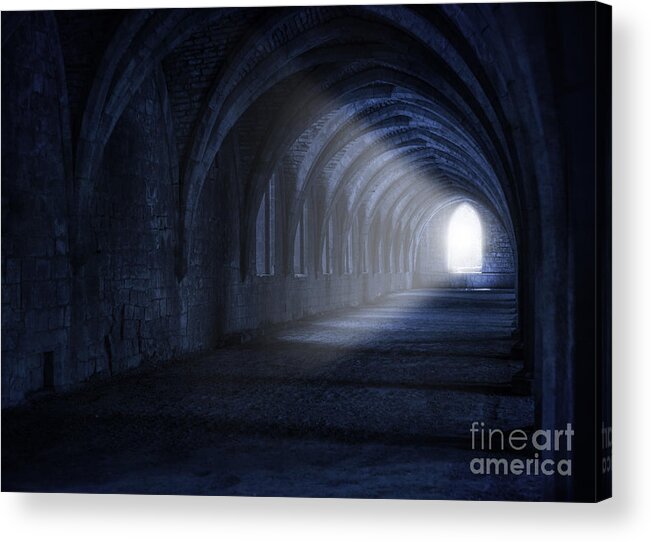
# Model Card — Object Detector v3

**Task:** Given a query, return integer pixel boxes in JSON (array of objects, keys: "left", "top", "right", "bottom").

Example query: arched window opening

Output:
[
  {"left": 255, "top": 174, "right": 275, "bottom": 276},
  {"left": 391, "top": 230, "right": 401, "bottom": 273},
  {"left": 293, "top": 201, "right": 308, "bottom": 276},
  {"left": 374, "top": 243, "right": 382, "bottom": 274},
  {"left": 344, "top": 228, "right": 353, "bottom": 274},
  {"left": 321, "top": 217, "right": 334, "bottom": 275},
  {"left": 403, "top": 244, "right": 410, "bottom": 273},
  {"left": 371, "top": 217, "right": 382, "bottom": 274},
  {"left": 447, "top": 203, "right": 483, "bottom": 273},
  {"left": 394, "top": 241, "right": 402, "bottom": 273}
]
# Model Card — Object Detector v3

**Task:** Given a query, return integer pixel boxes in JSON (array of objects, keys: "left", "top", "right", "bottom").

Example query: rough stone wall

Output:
[
  {"left": 0, "top": 16, "right": 199, "bottom": 405},
  {"left": 480, "top": 207, "right": 516, "bottom": 274},
  {"left": 161, "top": 10, "right": 262, "bottom": 163},
  {"left": 73, "top": 73, "right": 185, "bottom": 380},
  {"left": 54, "top": 10, "right": 124, "bottom": 143},
  {"left": 1, "top": 13, "right": 72, "bottom": 404},
  {"left": 183, "top": 132, "right": 234, "bottom": 351}
]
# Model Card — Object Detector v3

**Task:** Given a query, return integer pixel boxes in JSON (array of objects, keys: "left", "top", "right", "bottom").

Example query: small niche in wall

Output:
[{"left": 42, "top": 351, "right": 54, "bottom": 390}]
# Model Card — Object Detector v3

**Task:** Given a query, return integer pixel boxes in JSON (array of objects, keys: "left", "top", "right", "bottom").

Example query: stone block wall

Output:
[
  {"left": 68, "top": 73, "right": 186, "bottom": 383},
  {"left": 1, "top": 13, "right": 73, "bottom": 405}
]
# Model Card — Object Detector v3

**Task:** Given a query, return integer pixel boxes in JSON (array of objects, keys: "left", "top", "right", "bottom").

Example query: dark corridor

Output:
[
  {"left": 2, "top": 3, "right": 610, "bottom": 501},
  {"left": 3, "top": 289, "right": 539, "bottom": 499}
]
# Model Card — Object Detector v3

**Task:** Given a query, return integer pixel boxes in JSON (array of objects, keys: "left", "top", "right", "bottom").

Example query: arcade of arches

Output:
[{"left": 1, "top": 4, "right": 606, "bottom": 500}]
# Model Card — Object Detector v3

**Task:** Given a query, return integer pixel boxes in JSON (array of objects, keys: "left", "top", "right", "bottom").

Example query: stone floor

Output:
[{"left": 2, "top": 289, "right": 543, "bottom": 500}]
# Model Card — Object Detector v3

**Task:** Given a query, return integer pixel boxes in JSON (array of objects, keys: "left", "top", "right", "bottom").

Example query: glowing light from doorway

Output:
[{"left": 447, "top": 203, "right": 482, "bottom": 273}]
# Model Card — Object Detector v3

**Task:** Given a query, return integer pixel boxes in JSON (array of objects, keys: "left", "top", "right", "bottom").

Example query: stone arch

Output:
[{"left": 176, "top": 6, "right": 526, "bottom": 281}]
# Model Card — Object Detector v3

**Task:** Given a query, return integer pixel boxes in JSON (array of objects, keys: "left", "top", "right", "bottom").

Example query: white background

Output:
[{"left": 1, "top": 0, "right": 649, "bottom": 539}]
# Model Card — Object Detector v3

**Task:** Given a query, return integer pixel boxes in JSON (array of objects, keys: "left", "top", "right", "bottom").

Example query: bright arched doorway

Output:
[{"left": 447, "top": 203, "right": 482, "bottom": 273}]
